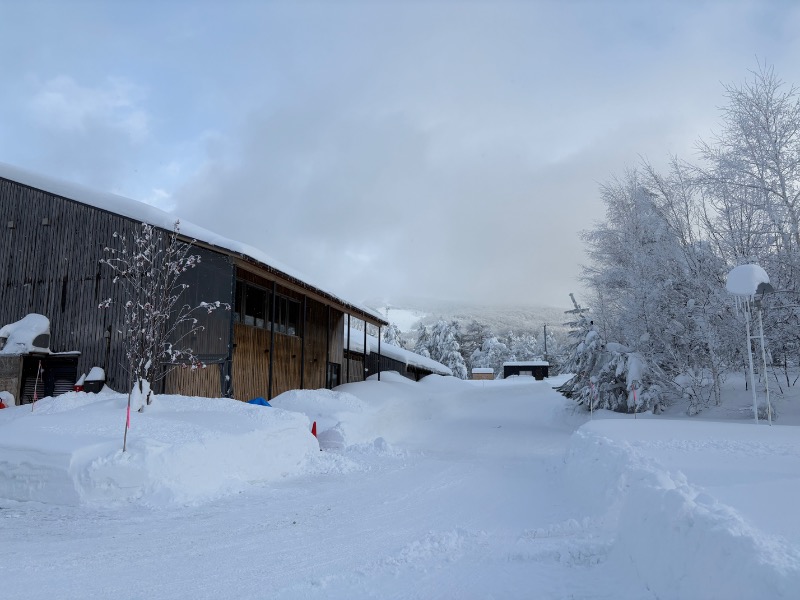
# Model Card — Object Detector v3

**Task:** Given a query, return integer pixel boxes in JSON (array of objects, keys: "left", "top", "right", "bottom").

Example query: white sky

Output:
[{"left": 1, "top": 0, "right": 799, "bottom": 308}]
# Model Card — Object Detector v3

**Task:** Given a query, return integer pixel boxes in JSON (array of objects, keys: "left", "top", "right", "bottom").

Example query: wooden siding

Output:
[
  {"left": 271, "top": 333, "right": 302, "bottom": 397},
  {"left": 230, "top": 294, "right": 346, "bottom": 399},
  {"left": 345, "top": 354, "right": 365, "bottom": 383},
  {"left": 232, "top": 323, "right": 270, "bottom": 401},
  {"left": 0, "top": 177, "right": 234, "bottom": 393},
  {"left": 165, "top": 364, "right": 223, "bottom": 398},
  {"left": 302, "top": 298, "right": 332, "bottom": 390},
  {"left": 2, "top": 179, "right": 136, "bottom": 391},
  {"left": 472, "top": 372, "right": 494, "bottom": 380}
]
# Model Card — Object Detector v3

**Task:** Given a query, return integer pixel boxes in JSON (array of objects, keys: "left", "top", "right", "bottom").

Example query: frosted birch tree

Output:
[{"left": 100, "top": 220, "right": 228, "bottom": 410}]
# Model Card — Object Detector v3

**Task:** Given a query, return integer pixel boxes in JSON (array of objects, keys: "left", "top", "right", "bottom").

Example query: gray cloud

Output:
[{"left": 2, "top": 0, "right": 800, "bottom": 309}]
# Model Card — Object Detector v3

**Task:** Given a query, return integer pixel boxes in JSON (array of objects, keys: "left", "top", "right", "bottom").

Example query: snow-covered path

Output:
[
  {"left": 5, "top": 375, "right": 800, "bottom": 599},
  {"left": 3, "top": 378, "right": 618, "bottom": 599}
]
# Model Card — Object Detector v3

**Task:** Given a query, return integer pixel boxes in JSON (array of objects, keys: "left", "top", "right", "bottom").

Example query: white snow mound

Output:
[
  {"left": 563, "top": 420, "right": 800, "bottom": 598},
  {"left": 0, "top": 391, "right": 318, "bottom": 507}
]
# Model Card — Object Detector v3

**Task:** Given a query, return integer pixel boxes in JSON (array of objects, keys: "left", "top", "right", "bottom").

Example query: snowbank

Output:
[
  {"left": 270, "top": 371, "right": 446, "bottom": 452},
  {"left": 0, "top": 390, "right": 318, "bottom": 507},
  {"left": 0, "top": 373, "right": 463, "bottom": 507},
  {"left": 6, "top": 368, "right": 800, "bottom": 600},
  {"left": 563, "top": 419, "right": 800, "bottom": 599}
]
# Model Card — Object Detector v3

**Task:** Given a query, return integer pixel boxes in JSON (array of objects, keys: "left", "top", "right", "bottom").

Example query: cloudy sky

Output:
[{"left": 1, "top": 1, "right": 799, "bottom": 309}]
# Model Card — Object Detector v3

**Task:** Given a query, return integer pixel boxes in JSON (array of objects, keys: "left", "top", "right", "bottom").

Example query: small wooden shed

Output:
[
  {"left": 503, "top": 361, "right": 549, "bottom": 381},
  {"left": 471, "top": 368, "right": 494, "bottom": 381}
]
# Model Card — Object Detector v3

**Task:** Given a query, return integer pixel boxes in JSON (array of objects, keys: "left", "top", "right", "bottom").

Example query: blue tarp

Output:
[{"left": 247, "top": 397, "right": 271, "bottom": 407}]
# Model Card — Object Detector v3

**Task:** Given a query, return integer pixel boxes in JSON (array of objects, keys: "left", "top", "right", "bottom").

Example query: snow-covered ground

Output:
[{"left": 2, "top": 372, "right": 799, "bottom": 599}]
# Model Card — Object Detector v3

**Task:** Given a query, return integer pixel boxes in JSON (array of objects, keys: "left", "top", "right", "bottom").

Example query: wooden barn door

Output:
[{"left": 232, "top": 323, "right": 271, "bottom": 401}]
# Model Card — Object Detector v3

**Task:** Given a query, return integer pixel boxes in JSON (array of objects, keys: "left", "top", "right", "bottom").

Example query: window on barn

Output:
[
  {"left": 326, "top": 362, "right": 340, "bottom": 389},
  {"left": 244, "top": 285, "right": 267, "bottom": 328},
  {"left": 234, "top": 281, "right": 302, "bottom": 338},
  {"left": 286, "top": 297, "right": 300, "bottom": 336},
  {"left": 272, "top": 293, "right": 302, "bottom": 336}
]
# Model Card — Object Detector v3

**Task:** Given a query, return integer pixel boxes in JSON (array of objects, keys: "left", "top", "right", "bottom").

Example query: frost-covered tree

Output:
[
  {"left": 382, "top": 322, "right": 406, "bottom": 348},
  {"left": 556, "top": 314, "right": 604, "bottom": 406},
  {"left": 414, "top": 323, "right": 431, "bottom": 359},
  {"left": 557, "top": 313, "right": 664, "bottom": 413},
  {"left": 100, "top": 221, "right": 228, "bottom": 412},
  {"left": 470, "top": 336, "right": 511, "bottom": 376},
  {"left": 694, "top": 63, "right": 800, "bottom": 384},
  {"left": 425, "top": 320, "right": 468, "bottom": 379},
  {"left": 509, "top": 331, "right": 540, "bottom": 361},
  {"left": 579, "top": 167, "right": 734, "bottom": 412},
  {"left": 460, "top": 320, "right": 490, "bottom": 369},
  {"left": 567, "top": 63, "right": 800, "bottom": 414}
]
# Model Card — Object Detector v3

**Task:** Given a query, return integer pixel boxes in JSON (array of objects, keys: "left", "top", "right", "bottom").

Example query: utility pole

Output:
[
  {"left": 565, "top": 293, "right": 589, "bottom": 316},
  {"left": 543, "top": 324, "right": 548, "bottom": 362}
]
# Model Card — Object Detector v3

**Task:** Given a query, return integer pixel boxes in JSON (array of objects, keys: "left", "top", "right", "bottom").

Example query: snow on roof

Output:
[
  {"left": 345, "top": 327, "right": 452, "bottom": 376},
  {"left": 472, "top": 368, "right": 494, "bottom": 374},
  {"left": 726, "top": 264, "right": 770, "bottom": 297},
  {"left": 0, "top": 161, "right": 385, "bottom": 324},
  {"left": 0, "top": 313, "right": 51, "bottom": 355},
  {"left": 503, "top": 361, "right": 549, "bottom": 367}
]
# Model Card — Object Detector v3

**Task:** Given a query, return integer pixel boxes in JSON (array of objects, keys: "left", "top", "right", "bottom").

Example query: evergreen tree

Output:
[
  {"left": 414, "top": 323, "right": 431, "bottom": 359},
  {"left": 470, "top": 336, "right": 511, "bottom": 376},
  {"left": 461, "top": 320, "right": 490, "bottom": 369},
  {"left": 427, "top": 319, "right": 468, "bottom": 379},
  {"left": 383, "top": 322, "right": 405, "bottom": 348},
  {"left": 510, "top": 331, "right": 539, "bottom": 360}
]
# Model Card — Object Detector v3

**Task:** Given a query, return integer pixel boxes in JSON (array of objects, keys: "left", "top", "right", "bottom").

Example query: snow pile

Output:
[
  {"left": 0, "top": 390, "right": 318, "bottom": 507},
  {"left": 563, "top": 419, "right": 800, "bottom": 598},
  {"left": 0, "top": 372, "right": 456, "bottom": 507},
  {"left": 0, "top": 313, "right": 50, "bottom": 354},
  {"left": 270, "top": 388, "right": 370, "bottom": 451},
  {"left": 86, "top": 366, "right": 105, "bottom": 381},
  {"left": 271, "top": 371, "right": 435, "bottom": 452}
]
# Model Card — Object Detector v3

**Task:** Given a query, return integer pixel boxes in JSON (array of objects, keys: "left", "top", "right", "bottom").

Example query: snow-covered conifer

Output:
[{"left": 383, "top": 323, "right": 405, "bottom": 348}]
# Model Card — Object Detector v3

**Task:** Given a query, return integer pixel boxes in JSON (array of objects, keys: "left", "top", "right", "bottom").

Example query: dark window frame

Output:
[{"left": 234, "top": 280, "right": 302, "bottom": 338}]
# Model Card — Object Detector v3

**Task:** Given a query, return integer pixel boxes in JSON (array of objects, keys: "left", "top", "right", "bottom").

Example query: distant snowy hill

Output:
[{"left": 368, "top": 298, "right": 572, "bottom": 345}]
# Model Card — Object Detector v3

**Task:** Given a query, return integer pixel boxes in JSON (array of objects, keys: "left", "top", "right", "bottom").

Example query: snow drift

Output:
[
  {"left": 0, "top": 390, "right": 318, "bottom": 507},
  {"left": 563, "top": 420, "right": 800, "bottom": 599}
]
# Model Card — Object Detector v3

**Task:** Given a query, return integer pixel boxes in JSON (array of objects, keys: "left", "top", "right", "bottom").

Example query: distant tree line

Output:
[
  {"left": 559, "top": 63, "right": 800, "bottom": 415},
  {"left": 382, "top": 318, "right": 564, "bottom": 379}
]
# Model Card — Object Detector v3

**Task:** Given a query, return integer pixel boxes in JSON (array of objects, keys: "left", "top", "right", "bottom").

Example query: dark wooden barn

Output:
[
  {"left": 0, "top": 164, "right": 388, "bottom": 403},
  {"left": 503, "top": 361, "right": 550, "bottom": 381}
]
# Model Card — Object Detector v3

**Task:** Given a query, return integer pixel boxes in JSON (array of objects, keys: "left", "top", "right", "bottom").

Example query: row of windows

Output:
[{"left": 234, "top": 281, "right": 302, "bottom": 337}]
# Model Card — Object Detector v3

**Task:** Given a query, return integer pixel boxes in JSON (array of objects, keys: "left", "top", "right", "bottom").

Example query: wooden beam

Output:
[{"left": 230, "top": 256, "right": 385, "bottom": 327}]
